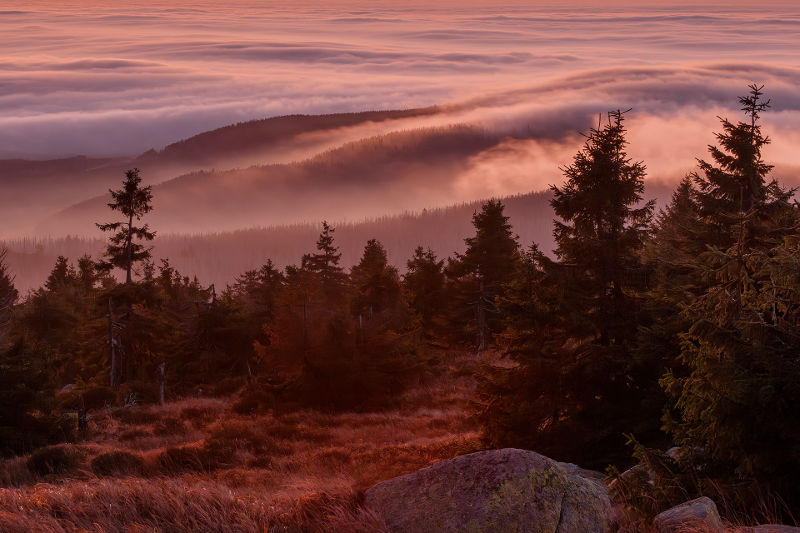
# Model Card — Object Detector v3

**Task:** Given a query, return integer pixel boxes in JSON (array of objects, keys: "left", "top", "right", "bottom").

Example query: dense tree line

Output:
[{"left": 1, "top": 84, "right": 799, "bottom": 516}]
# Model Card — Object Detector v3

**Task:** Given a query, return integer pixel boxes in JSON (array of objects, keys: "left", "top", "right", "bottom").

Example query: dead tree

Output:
[{"left": 158, "top": 361, "right": 166, "bottom": 406}]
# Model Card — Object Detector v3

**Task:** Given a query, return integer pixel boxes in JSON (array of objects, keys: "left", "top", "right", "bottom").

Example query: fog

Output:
[{"left": 1, "top": 1, "right": 799, "bottom": 239}]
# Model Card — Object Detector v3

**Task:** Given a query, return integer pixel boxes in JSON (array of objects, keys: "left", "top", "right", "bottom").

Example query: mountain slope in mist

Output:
[
  {"left": 0, "top": 107, "right": 443, "bottom": 236},
  {"left": 38, "top": 124, "right": 514, "bottom": 235}
]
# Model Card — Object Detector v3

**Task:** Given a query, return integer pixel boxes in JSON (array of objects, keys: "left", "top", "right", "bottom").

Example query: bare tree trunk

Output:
[
  {"left": 158, "top": 362, "right": 166, "bottom": 406},
  {"left": 126, "top": 212, "right": 133, "bottom": 284},
  {"left": 108, "top": 297, "right": 119, "bottom": 388},
  {"left": 477, "top": 280, "right": 487, "bottom": 353}
]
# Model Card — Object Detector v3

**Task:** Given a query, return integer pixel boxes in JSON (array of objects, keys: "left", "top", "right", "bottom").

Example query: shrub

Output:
[
  {"left": 209, "top": 377, "right": 246, "bottom": 397},
  {"left": 120, "top": 381, "right": 160, "bottom": 405},
  {"left": 90, "top": 451, "right": 144, "bottom": 477},
  {"left": 26, "top": 445, "right": 84, "bottom": 476},
  {"left": 152, "top": 417, "right": 186, "bottom": 436},
  {"left": 180, "top": 406, "right": 219, "bottom": 429},
  {"left": 202, "top": 421, "right": 292, "bottom": 466},
  {"left": 113, "top": 407, "right": 153, "bottom": 425},
  {"left": 56, "top": 385, "right": 116, "bottom": 411},
  {"left": 232, "top": 388, "right": 277, "bottom": 415},
  {"left": 155, "top": 446, "right": 218, "bottom": 474}
]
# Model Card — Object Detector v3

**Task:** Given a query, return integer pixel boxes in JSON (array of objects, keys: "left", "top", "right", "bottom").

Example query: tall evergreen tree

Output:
[
  {"left": 404, "top": 246, "right": 445, "bottom": 332},
  {"left": 480, "top": 111, "right": 654, "bottom": 466},
  {"left": 447, "top": 199, "right": 519, "bottom": 350},
  {"left": 97, "top": 168, "right": 155, "bottom": 283},
  {"left": 0, "top": 250, "right": 57, "bottom": 456},
  {"left": 0, "top": 249, "right": 17, "bottom": 348},
  {"left": 551, "top": 110, "right": 654, "bottom": 346},
  {"left": 302, "top": 221, "right": 347, "bottom": 303},
  {"left": 350, "top": 239, "right": 401, "bottom": 319},
  {"left": 662, "top": 86, "right": 800, "bottom": 486}
]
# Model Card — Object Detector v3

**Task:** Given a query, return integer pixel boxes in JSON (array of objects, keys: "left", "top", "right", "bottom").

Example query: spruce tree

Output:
[
  {"left": 97, "top": 168, "right": 155, "bottom": 283},
  {"left": 403, "top": 246, "right": 445, "bottom": 332},
  {"left": 350, "top": 239, "right": 401, "bottom": 319},
  {"left": 662, "top": 86, "right": 800, "bottom": 486},
  {"left": 0, "top": 250, "right": 56, "bottom": 456},
  {"left": 301, "top": 221, "right": 347, "bottom": 304},
  {"left": 480, "top": 111, "right": 654, "bottom": 466},
  {"left": 0, "top": 249, "right": 17, "bottom": 348},
  {"left": 447, "top": 199, "right": 519, "bottom": 350},
  {"left": 551, "top": 110, "right": 653, "bottom": 346}
]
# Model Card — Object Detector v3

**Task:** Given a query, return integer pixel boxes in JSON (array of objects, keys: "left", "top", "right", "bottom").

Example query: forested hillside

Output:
[{"left": 0, "top": 107, "right": 442, "bottom": 236}]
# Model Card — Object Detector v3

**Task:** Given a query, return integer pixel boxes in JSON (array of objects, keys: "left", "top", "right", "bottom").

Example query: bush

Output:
[
  {"left": 152, "top": 416, "right": 186, "bottom": 436},
  {"left": 27, "top": 445, "right": 84, "bottom": 476},
  {"left": 203, "top": 421, "right": 292, "bottom": 463},
  {"left": 156, "top": 446, "right": 219, "bottom": 474},
  {"left": 180, "top": 406, "right": 219, "bottom": 429},
  {"left": 56, "top": 385, "right": 116, "bottom": 411},
  {"left": 119, "top": 381, "right": 160, "bottom": 405},
  {"left": 90, "top": 450, "right": 144, "bottom": 477},
  {"left": 209, "top": 377, "right": 246, "bottom": 397},
  {"left": 113, "top": 407, "right": 153, "bottom": 425},
  {"left": 232, "top": 388, "right": 279, "bottom": 415}
]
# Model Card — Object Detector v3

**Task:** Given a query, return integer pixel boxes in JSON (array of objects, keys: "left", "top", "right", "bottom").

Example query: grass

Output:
[{"left": 0, "top": 349, "right": 481, "bottom": 532}]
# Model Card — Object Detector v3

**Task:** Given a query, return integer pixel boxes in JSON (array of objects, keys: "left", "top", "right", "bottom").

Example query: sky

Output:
[{"left": 1, "top": 0, "right": 800, "bottom": 231}]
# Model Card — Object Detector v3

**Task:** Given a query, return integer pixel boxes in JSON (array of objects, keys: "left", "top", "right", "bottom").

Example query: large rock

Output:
[
  {"left": 654, "top": 497, "right": 725, "bottom": 533},
  {"left": 363, "top": 448, "right": 611, "bottom": 533}
]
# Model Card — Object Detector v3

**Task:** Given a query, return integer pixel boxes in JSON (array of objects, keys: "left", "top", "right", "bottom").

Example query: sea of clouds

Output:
[{"left": 2, "top": 0, "right": 800, "bottom": 190}]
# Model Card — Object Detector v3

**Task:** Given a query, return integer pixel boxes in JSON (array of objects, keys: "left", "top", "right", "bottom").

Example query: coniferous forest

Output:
[{"left": 2, "top": 85, "right": 800, "bottom": 530}]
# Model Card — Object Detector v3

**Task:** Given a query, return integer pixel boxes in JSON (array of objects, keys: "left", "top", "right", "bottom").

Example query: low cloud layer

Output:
[{"left": 2, "top": 1, "right": 799, "bottom": 158}]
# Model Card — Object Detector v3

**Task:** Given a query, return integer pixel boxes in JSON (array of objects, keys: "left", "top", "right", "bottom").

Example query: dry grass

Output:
[{"left": 0, "top": 349, "right": 481, "bottom": 532}]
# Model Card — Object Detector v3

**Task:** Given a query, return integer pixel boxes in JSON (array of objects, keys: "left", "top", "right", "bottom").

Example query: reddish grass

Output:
[{"left": 0, "top": 349, "right": 481, "bottom": 531}]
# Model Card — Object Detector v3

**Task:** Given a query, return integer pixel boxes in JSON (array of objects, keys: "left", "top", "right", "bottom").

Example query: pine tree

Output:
[
  {"left": 301, "top": 221, "right": 347, "bottom": 304},
  {"left": 480, "top": 111, "right": 655, "bottom": 466},
  {"left": 45, "top": 256, "right": 77, "bottom": 292},
  {"left": 97, "top": 168, "right": 155, "bottom": 283},
  {"left": 0, "top": 249, "right": 17, "bottom": 348},
  {"left": 551, "top": 110, "right": 653, "bottom": 346},
  {"left": 403, "top": 246, "right": 445, "bottom": 332},
  {"left": 350, "top": 239, "right": 401, "bottom": 319},
  {"left": 447, "top": 199, "right": 519, "bottom": 350},
  {"left": 662, "top": 86, "right": 800, "bottom": 485},
  {"left": 0, "top": 251, "right": 56, "bottom": 456}
]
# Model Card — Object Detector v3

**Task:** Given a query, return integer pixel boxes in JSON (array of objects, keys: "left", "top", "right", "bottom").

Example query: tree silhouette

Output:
[
  {"left": 0, "top": 249, "right": 17, "bottom": 347},
  {"left": 301, "top": 221, "right": 347, "bottom": 304},
  {"left": 663, "top": 85, "right": 800, "bottom": 482},
  {"left": 448, "top": 199, "right": 519, "bottom": 351},
  {"left": 97, "top": 168, "right": 155, "bottom": 284},
  {"left": 350, "top": 239, "right": 400, "bottom": 320},
  {"left": 404, "top": 246, "right": 445, "bottom": 333}
]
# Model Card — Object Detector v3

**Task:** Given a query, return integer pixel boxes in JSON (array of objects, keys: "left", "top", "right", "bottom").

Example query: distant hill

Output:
[
  {"left": 0, "top": 106, "right": 443, "bottom": 236},
  {"left": 137, "top": 107, "right": 441, "bottom": 168},
  {"left": 38, "top": 125, "right": 510, "bottom": 235}
]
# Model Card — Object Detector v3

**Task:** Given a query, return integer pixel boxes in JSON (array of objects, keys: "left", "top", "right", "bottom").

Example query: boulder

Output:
[
  {"left": 363, "top": 448, "right": 611, "bottom": 533},
  {"left": 654, "top": 497, "right": 725, "bottom": 533}
]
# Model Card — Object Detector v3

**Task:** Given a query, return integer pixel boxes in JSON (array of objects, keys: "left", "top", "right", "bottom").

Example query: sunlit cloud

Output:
[{"left": 1, "top": 1, "right": 799, "bottom": 157}]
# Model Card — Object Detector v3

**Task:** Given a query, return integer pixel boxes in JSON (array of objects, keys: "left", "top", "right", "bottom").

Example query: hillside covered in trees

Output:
[{"left": 2, "top": 85, "right": 800, "bottom": 530}]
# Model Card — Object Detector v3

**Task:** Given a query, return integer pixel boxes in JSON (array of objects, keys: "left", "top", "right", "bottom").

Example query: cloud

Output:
[{"left": 0, "top": 0, "right": 798, "bottom": 169}]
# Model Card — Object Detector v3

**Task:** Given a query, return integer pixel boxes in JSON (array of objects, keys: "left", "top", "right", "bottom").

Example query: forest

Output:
[{"left": 1, "top": 85, "right": 800, "bottom": 528}]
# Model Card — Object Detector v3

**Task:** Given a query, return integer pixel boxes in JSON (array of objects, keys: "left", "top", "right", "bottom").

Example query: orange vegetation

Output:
[{"left": 0, "top": 349, "right": 482, "bottom": 532}]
